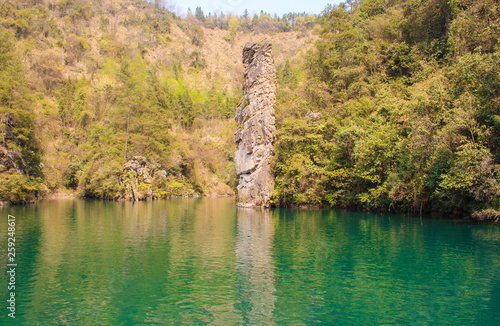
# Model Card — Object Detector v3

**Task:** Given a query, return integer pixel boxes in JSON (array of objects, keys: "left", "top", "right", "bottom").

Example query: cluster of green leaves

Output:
[{"left": 273, "top": 0, "right": 500, "bottom": 218}]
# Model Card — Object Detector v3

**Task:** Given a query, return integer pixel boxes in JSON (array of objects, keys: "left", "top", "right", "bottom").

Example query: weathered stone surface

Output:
[
  {"left": 122, "top": 156, "right": 167, "bottom": 201},
  {"left": 234, "top": 42, "right": 276, "bottom": 208}
]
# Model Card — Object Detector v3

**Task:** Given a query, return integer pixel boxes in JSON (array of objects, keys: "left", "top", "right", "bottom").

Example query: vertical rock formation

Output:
[{"left": 234, "top": 43, "right": 276, "bottom": 208}]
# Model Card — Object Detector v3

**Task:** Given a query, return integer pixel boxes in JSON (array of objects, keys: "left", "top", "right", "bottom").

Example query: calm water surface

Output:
[{"left": 0, "top": 198, "right": 499, "bottom": 325}]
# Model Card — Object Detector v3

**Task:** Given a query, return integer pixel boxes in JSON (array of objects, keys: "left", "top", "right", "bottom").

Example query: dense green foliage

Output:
[
  {"left": 273, "top": 0, "right": 500, "bottom": 218},
  {"left": 0, "top": 0, "right": 498, "bottom": 219},
  {"left": 0, "top": 0, "right": 242, "bottom": 202},
  {"left": 0, "top": 31, "right": 45, "bottom": 203}
]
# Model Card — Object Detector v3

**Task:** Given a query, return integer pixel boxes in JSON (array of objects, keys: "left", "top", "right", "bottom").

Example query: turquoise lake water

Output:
[{"left": 0, "top": 198, "right": 499, "bottom": 325}]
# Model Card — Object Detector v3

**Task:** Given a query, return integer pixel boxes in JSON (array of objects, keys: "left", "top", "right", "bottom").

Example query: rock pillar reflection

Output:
[{"left": 235, "top": 207, "right": 276, "bottom": 324}]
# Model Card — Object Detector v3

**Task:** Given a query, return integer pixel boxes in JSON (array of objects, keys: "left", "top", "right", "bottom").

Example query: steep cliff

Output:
[{"left": 234, "top": 43, "right": 276, "bottom": 208}]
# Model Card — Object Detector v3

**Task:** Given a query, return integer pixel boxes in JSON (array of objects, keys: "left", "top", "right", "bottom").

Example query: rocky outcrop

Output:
[
  {"left": 234, "top": 43, "right": 276, "bottom": 208},
  {"left": 122, "top": 156, "right": 167, "bottom": 201}
]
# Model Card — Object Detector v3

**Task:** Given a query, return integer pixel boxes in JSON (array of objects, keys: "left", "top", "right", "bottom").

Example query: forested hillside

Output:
[
  {"left": 0, "top": 0, "right": 314, "bottom": 202},
  {"left": 273, "top": 0, "right": 500, "bottom": 219},
  {"left": 0, "top": 0, "right": 498, "bottom": 220}
]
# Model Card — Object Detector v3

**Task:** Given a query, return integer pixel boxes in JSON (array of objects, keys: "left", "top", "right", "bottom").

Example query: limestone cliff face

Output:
[{"left": 234, "top": 43, "right": 276, "bottom": 208}]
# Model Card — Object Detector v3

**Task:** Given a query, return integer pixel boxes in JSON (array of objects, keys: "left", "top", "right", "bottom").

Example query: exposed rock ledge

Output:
[
  {"left": 234, "top": 42, "right": 276, "bottom": 208},
  {"left": 122, "top": 156, "right": 167, "bottom": 201}
]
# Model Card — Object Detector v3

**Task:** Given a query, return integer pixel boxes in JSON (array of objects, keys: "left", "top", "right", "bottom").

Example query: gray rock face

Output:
[
  {"left": 122, "top": 156, "right": 167, "bottom": 201},
  {"left": 234, "top": 43, "right": 276, "bottom": 208}
]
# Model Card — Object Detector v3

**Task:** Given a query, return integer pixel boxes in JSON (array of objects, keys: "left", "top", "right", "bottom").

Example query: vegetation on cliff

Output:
[
  {"left": 0, "top": 31, "right": 46, "bottom": 203},
  {"left": 0, "top": 0, "right": 498, "bottom": 219},
  {"left": 0, "top": 0, "right": 313, "bottom": 202},
  {"left": 272, "top": 0, "right": 500, "bottom": 219}
]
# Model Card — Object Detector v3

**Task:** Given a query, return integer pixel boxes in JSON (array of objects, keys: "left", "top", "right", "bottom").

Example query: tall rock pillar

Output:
[{"left": 234, "top": 43, "right": 276, "bottom": 208}]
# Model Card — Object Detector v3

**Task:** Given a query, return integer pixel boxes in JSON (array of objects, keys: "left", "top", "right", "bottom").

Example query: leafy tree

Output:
[
  {"left": 0, "top": 31, "right": 44, "bottom": 202},
  {"left": 194, "top": 7, "right": 205, "bottom": 22},
  {"left": 449, "top": 0, "right": 500, "bottom": 55},
  {"left": 228, "top": 14, "right": 240, "bottom": 42}
]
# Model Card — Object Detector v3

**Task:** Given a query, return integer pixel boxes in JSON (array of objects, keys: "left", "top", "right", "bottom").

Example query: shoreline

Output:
[{"left": 1, "top": 193, "right": 498, "bottom": 223}]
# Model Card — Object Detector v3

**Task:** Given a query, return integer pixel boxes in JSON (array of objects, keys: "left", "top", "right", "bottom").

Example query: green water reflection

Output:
[{"left": 0, "top": 198, "right": 499, "bottom": 325}]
